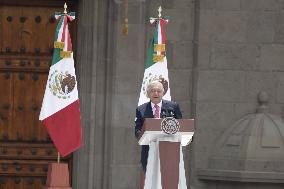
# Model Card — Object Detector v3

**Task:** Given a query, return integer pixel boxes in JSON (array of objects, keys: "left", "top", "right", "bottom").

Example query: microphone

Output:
[{"left": 161, "top": 108, "right": 167, "bottom": 118}]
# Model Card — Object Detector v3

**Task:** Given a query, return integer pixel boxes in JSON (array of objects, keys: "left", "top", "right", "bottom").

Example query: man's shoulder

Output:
[
  {"left": 137, "top": 101, "right": 151, "bottom": 110},
  {"left": 162, "top": 99, "right": 178, "bottom": 106}
]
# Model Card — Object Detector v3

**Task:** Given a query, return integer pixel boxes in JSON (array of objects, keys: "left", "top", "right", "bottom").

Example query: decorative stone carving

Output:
[{"left": 198, "top": 92, "right": 284, "bottom": 183}]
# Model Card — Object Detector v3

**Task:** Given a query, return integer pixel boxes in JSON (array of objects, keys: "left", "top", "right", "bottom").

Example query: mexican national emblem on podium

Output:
[{"left": 161, "top": 117, "right": 180, "bottom": 135}]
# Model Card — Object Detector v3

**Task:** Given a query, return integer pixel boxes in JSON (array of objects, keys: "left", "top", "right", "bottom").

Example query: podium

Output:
[{"left": 139, "top": 118, "right": 194, "bottom": 189}]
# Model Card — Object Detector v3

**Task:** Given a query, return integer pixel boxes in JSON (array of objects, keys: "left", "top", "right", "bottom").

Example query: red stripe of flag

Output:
[
  {"left": 43, "top": 100, "right": 82, "bottom": 157},
  {"left": 67, "top": 27, "right": 72, "bottom": 51},
  {"left": 61, "top": 16, "right": 68, "bottom": 43},
  {"left": 160, "top": 18, "right": 166, "bottom": 44}
]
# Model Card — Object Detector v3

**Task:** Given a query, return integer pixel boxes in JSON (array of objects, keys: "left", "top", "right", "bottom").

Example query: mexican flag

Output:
[
  {"left": 137, "top": 17, "right": 171, "bottom": 106},
  {"left": 39, "top": 12, "right": 82, "bottom": 157}
]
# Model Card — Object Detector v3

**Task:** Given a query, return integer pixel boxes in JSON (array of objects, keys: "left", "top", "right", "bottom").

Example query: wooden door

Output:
[{"left": 0, "top": 1, "right": 77, "bottom": 188}]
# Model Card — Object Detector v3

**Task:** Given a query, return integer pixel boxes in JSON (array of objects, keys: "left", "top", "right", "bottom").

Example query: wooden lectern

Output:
[{"left": 139, "top": 118, "right": 194, "bottom": 189}]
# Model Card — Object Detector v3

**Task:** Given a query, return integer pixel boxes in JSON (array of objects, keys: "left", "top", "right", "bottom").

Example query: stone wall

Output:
[
  {"left": 191, "top": 0, "right": 284, "bottom": 188},
  {"left": 72, "top": 0, "right": 284, "bottom": 188}
]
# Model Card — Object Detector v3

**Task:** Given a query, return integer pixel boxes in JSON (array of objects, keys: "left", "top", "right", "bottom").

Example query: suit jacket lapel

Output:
[
  {"left": 145, "top": 102, "right": 154, "bottom": 118},
  {"left": 161, "top": 99, "right": 168, "bottom": 108},
  {"left": 160, "top": 100, "right": 168, "bottom": 117}
]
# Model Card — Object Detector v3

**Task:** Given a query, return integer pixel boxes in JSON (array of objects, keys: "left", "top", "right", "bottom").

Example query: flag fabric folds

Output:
[
  {"left": 39, "top": 12, "right": 82, "bottom": 157},
  {"left": 137, "top": 17, "right": 171, "bottom": 106}
]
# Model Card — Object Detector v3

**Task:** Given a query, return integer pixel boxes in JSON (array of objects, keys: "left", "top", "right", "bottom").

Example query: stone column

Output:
[{"left": 72, "top": 0, "right": 115, "bottom": 188}]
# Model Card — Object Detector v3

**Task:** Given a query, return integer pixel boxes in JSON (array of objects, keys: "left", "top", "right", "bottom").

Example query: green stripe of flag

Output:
[
  {"left": 51, "top": 16, "right": 65, "bottom": 66},
  {"left": 145, "top": 37, "right": 155, "bottom": 69}
]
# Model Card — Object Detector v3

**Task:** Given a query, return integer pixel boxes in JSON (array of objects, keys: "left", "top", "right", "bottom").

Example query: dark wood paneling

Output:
[
  {"left": 0, "top": 1, "right": 76, "bottom": 188},
  {"left": 0, "top": 72, "right": 13, "bottom": 141},
  {"left": 0, "top": 0, "right": 77, "bottom": 7}
]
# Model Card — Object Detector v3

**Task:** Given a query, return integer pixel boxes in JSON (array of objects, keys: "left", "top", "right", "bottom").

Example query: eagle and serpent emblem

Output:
[
  {"left": 161, "top": 117, "right": 180, "bottom": 135},
  {"left": 48, "top": 70, "right": 76, "bottom": 99},
  {"left": 142, "top": 73, "right": 169, "bottom": 97}
]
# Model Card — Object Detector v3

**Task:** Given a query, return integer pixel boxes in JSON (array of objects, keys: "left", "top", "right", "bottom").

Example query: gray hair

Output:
[{"left": 146, "top": 80, "right": 164, "bottom": 97}]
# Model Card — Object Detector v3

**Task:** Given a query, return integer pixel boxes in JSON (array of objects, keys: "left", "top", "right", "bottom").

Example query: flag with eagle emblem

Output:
[
  {"left": 39, "top": 11, "right": 82, "bottom": 157},
  {"left": 137, "top": 16, "right": 171, "bottom": 106}
]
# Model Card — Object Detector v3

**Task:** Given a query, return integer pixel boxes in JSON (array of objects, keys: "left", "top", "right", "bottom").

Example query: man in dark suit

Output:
[{"left": 134, "top": 80, "right": 182, "bottom": 174}]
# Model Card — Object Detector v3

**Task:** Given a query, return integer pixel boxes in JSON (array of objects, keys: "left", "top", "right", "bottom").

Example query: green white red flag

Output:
[
  {"left": 39, "top": 11, "right": 82, "bottom": 157},
  {"left": 138, "top": 16, "right": 171, "bottom": 106}
]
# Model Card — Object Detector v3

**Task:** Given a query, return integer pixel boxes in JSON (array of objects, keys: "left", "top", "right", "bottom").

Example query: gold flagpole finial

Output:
[
  {"left": 64, "top": 3, "right": 67, "bottom": 14},
  {"left": 158, "top": 6, "right": 162, "bottom": 18}
]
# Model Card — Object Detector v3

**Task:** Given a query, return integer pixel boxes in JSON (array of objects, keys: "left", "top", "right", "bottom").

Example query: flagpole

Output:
[{"left": 57, "top": 152, "right": 60, "bottom": 163}]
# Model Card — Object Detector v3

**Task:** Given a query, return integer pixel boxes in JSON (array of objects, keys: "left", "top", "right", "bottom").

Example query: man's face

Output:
[{"left": 148, "top": 83, "right": 164, "bottom": 104}]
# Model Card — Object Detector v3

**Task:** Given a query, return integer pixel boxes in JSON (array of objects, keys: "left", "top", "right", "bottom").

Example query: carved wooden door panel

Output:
[{"left": 0, "top": 1, "right": 76, "bottom": 188}]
